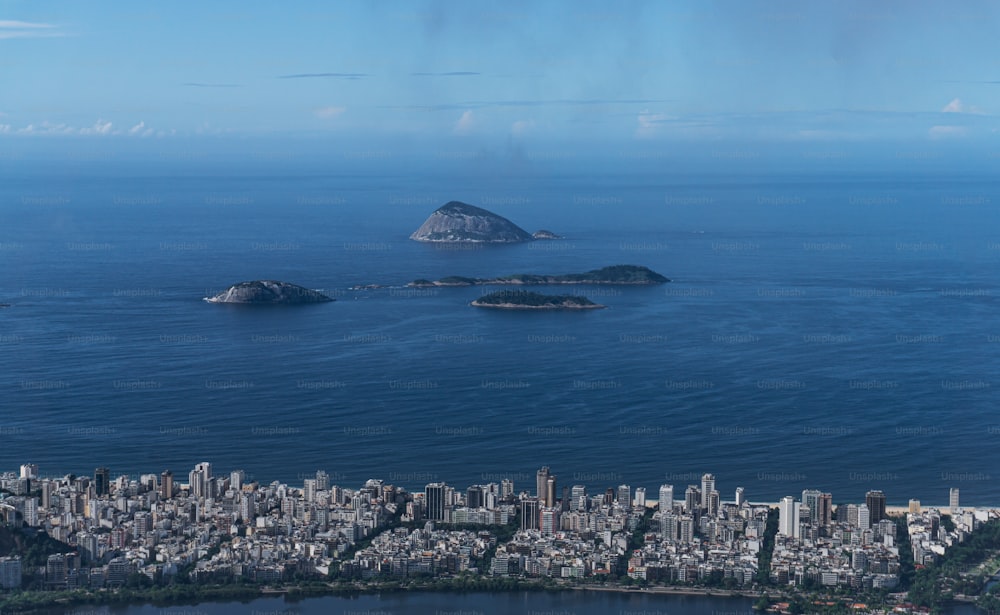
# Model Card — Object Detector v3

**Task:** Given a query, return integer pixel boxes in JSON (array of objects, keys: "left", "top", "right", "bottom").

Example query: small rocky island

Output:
[
  {"left": 471, "top": 290, "right": 604, "bottom": 310},
  {"left": 410, "top": 201, "right": 558, "bottom": 243},
  {"left": 410, "top": 265, "right": 669, "bottom": 287},
  {"left": 206, "top": 281, "right": 334, "bottom": 305}
]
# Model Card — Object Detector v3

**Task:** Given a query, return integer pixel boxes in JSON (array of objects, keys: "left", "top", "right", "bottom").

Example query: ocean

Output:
[{"left": 2, "top": 164, "right": 998, "bottom": 505}]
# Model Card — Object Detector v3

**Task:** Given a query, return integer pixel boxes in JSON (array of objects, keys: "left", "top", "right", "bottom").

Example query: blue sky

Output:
[{"left": 2, "top": 0, "right": 1000, "bottom": 153}]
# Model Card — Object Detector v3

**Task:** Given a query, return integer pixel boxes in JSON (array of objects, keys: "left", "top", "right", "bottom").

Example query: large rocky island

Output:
[
  {"left": 205, "top": 280, "right": 333, "bottom": 305},
  {"left": 410, "top": 201, "right": 558, "bottom": 243},
  {"left": 410, "top": 265, "right": 669, "bottom": 287},
  {"left": 471, "top": 290, "right": 605, "bottom": 310}
]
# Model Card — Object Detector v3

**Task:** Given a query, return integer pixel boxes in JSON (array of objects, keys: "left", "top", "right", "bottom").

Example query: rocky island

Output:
[
  {"left": 471, "top": 290, "right": 605, "bottom": 310},
  {"left": 205, "top": 280, "right": 334, "bottom": 305},
  {"left": 410, "top": 201, "right": 557, "bottom": 243},
  {"left": 410, "top": 265, "right": 669, "bottom": 287}
]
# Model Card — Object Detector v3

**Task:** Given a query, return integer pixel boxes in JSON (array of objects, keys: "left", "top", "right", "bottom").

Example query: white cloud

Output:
[
  {"left": 79, "top": 119, "right": 113, "bottom": 135},
  {"left": 19, "top": 121, "right": 73, "bottom": 135},
  {"left": 0, "top": 19, "right": 62, "bottom": 40},
  {"left": 635, "top": 109, "right": 672, "bottom": 138},
  {"left": 511, "top": 119, "right": 534, "bottom": 136},
  {"left": 128, "top": 121, "right": 154, "bottom": 137},
  {"left": 929, "top": 125, "right": 968, "bottom": 139},
  {"left": 453, "top": 110, "right": 475, "bottom": 135},
  {"left": 941, "top": 98, "right": 984, "bottom": 115},
  {"left": 0, "top": 20, "right": 54, "bottom": 28},
  {"left": 314, "top": 106, "right": 346, "bottom": 119},
  {"left": 941, "top": 98, "right": 963, "bottom": 113},
  {"left": 0, "top": 124, "right": 10, "bottom": 133}
]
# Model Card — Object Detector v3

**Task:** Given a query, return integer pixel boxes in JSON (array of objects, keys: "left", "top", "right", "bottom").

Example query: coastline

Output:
[{"left": 470, "top": 301, "right": 606, "bottom": 310}]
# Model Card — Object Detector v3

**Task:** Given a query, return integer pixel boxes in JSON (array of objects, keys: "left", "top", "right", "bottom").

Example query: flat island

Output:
[
  {"left": 411, "top": 264, "right": 669, "bottom": 287},
  {"left": 471, "top": 290, "right": 605, "bottom": 310}
]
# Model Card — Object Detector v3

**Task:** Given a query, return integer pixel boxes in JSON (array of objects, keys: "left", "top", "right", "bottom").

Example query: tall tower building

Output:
[
  {"left": 231, "top": 470, "right": 245, "bottom": 492},
  {"left": 617, "top": 484, "right": 631, "bottom": 509},
  {"left": 160, "top": 470, "right": 173, "bottom": 500},
  {"left": 779, "top": 496, "right": 799, "bottom": 538},
  {"left": 521, "top": 498, "right": 540, "bottom": 530},
  {"left": 701, "top": 474, "right": 715, "bottom": 509},
  {"left": 303, "top": 479, "right": 317, "bottom": 503},
  {"left": 635, "top": 487, "right": 646, "bottom": 509},
  {"left": 735, "top": 487, "right": 745, "bottom": 507},
  {"left": 19, "top": 464, "right": 38, "bottom": 480},
  {"left": 659, "top": 485, "right": 674, "bottom": 511},
  {"left": 865, "top": 490, "right": 886, "bottom": 523},
  {"left": 545, "top": 476, "right": 557, "bottom": 508},
  {"left": 858, "top": 504, "right": 871, "bottom": 531},
  {"left": 466, "top": 485, "right": 484, "bottom": 509},
  {"left": 949, "top": 488, "right": 960, "bottom": 513},
  {"left": 818, "top": 493, "right": 833, "bottom": 528},
  {"left": 315, "top": 470, "right": 329, "bottom": 491},
  {"left": 540, "top": 508, "right": 559, "bottom": 536},
  {"left": 570, "top": 485, "right": 587, "bottom": 512},
  {"left": 707, "top": 490, "right": 720, "bottom": 516},
  {"left": 425, "top": 482, "right": 446, "bottom": 521},
  {"left": 802, "top": 489, "right": 821, "bottom": 524},
  {"left": 94, "top": 467, "right": 110, "bottom": 497},
  {"left": 685, "top": 485, "right": 701, "bottom": 513},
  {"left": 536, "top": 467, "right": 550, "bottom": 502},
  {"left": 501, "top": 479, "right": 514, "bottom": 499}
]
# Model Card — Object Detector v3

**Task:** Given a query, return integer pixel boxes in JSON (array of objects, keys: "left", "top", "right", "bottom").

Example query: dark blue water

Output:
[
  {"left": 2, "top": 166, "right": 999, "bottom": 505},
  {"left": 31, "top": 590, "right": 985, "bottom": 615}
]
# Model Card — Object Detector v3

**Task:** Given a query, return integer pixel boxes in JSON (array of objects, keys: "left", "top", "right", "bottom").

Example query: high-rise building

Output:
[
  {"left": 802, "top": 489, "right": 821, "bottom": 525},
  {"left": 536, "top": 467, "right": 550, "bottom": 502},
  {"left": 707, "top": 490, "right": 720, "bottom": 516},
  {"left": 865, "top": 490, "right": 886, "bottom": 524},
  {"left": 545, "top": 476, "right": 557, "bottom": 508},
  {"left": 818, "top": 493, "right": 833, "bottom": 528},
  {"left": 231, "top": 470, "right": 245, "bottom": 492},
  {"left": 570, "top": 485, "right": 587, "bottom": 512},
  {"left": 501, "top": 479, "right": 514, "bottom": 499},
  {"left": 540, "top": 507, "right": 559, "bottom": 535},
  {"left": 521, "top": 498, "right": 540, "bottom": 530},
  {"left": 23, "top": 498, "right": 38, "bottom": 527},
  {"left": 845, "top": 503, "right": 859, "bottom": 527},
  {"left": 466, "top": 485, "right": 484, "bottom": 509},
  {"left": 685, "top": 485, "right": 700, "bottom": 512},
  {"left": 0, "top": 556, "right": 22, "bottom": 589},
  {"left": 735, "top": 487, "right": 745, "bottom": 507},
  {"left": 617, "top": 484, "right": 631, "bottom": 509},
  {"left": 858, "top": 504, "right": 871, "bottom": 531},
  {"left": 160, "top": 470, "right": 173, "bottom": 500},
  {"left": 659, "top": 484, "right": 674, "bottom": 511},
  {"left": 303, "top": 479, "right": 317, "bottom": 503},
  {"left": 950, "top": 488, "right": 960, "bottom": 513},
  {"left": 315, "top": 470, "right": 329, "bottom": 491},
  {"left": 701, "top": 474, "right": 715, "bottom": 509},
  {"left": 635, "top": 487, "right": 646, "bottom": 509},
  {"left": 779, "top": 496, "right": 799, "bottom": 538},
  {"left": 19, "top": 464, "right": 38, "bottom": 480},
  {"left": 425, "top": 483, "right": 447, "bottom": 521},
  {"left": 678, "top": 515, "right": 695, "bottom": 543},
  {"left": 94, "top": 467, "right": 110, "bottom": 497},
  {"left": 909, "top": 499, "right": 921, "bottom": 514}
]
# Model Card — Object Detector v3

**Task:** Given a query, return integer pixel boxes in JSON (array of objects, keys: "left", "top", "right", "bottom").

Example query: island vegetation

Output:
[
  {"left": 205, "top": 280, "right": 333, "bottom": 305},
  {"left": 471, "top": 290, "right": 604, "bottom": 310},
  {"left": 410, "top": 265, "right": 669, "bottom": 287}
]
